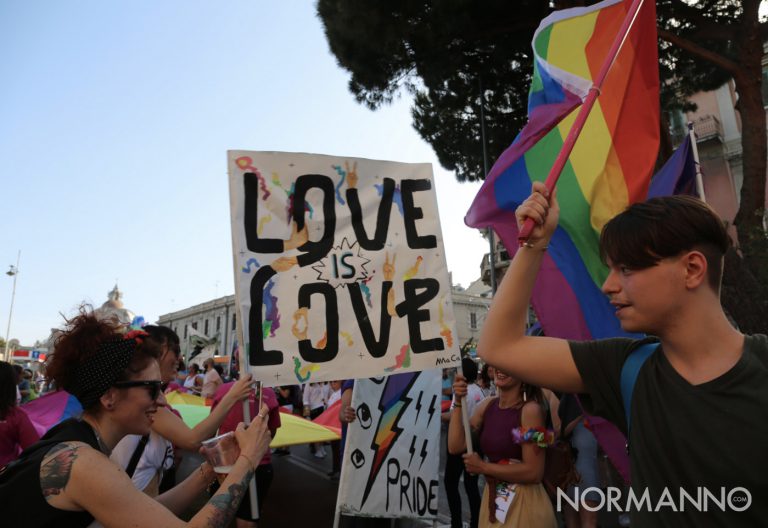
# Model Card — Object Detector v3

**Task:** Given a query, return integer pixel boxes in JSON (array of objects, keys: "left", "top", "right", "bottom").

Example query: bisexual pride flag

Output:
[{"left": 466, "top": 0, "right": 659, "bottom": 340}]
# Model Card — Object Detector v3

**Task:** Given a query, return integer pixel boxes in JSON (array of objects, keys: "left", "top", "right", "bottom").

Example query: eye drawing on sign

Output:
[
  {"left": 360, "top": 372, "right": 419, "bottom": 507},
  {"left": 311, "top": 238, "right": 370, "bottom": 289},
  {"left": 357, "top": 403, "right": 372, "bottom": 429},
  {"left": 350, "top": 448, "right": 366, "bottom": 469}
]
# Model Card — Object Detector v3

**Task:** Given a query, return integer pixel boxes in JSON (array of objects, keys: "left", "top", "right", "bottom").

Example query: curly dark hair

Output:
[{"left": 47, "top": 307, "right": 162, "bottom": 410}]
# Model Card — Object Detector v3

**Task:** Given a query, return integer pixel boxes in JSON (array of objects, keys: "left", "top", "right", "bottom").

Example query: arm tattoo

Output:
[
  {"left": 205, "top": 468, "right": 255, "bottom": 528},
  {"left": 40, "top": 442, "right": 82, "bottom": 499}
]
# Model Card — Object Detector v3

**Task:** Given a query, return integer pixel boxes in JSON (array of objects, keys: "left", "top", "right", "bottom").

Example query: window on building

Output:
[
  {"left": 216, "top": 316, "right": 221, "bottom": 332},
  {"left": 470, "top": 312, "right": 477, "bottom": 330},
  {"left": 204, "top": 319, "right": 209, "bottom": 335},
  {"left": 184, "top": 325, "right": 187, "bottom": 339},
  {"left": 232, "top": 313, "right": 236, "bottom": 331},
  {"left": 192, "top": 322, "right": 198, "bottom": 330}
]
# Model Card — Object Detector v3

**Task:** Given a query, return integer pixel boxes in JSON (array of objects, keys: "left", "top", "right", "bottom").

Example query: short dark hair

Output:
[
  {"left": 600, "top": 196, "right": 730, "bottom": 291},
  {"left": 143, "top": 325, "right": 181, "bottom": 357},
  {"left": 461, "top": 357, "right": 478, "bottom": 383}
]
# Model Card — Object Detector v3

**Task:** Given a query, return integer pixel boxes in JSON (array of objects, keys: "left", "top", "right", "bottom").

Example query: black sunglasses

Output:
[{"left": 113, "top": 380, "right": 163, "bottom": 400}]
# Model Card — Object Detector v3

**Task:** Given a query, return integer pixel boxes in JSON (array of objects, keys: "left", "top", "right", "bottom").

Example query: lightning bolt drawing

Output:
[
  {"left": 375, "top": 182, "right": 403, "bottom": 216},
  {"left": 408, "top": 436, "right": 417, "bottom": 466},
  {"left": 419, "top": 438, "right": 429, "bottom": 470},
  {"left": 361, "top": 371, "right": 420, "bottom": 507},
  {"left": 426, "top": 394, "right": 438, "bottom": 426},
  {"left": 236, "top": 157, "right": 270, "bottom": 199},
  {"left": 241, "top": 258, "right": 260, "bottom": 273},
  {"left": 360, "top": 275, "right": 374, "bottom": 308},
  {"left": 331, "top": 164, "right": 347, "bottom": 205},
  {"left": 414, "top": 392, "right": 423, "bottom": 422}
]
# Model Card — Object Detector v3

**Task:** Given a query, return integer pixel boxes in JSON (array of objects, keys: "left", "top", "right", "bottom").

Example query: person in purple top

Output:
[{"left": 449, "top": 367, "right": 556, "bottom": 527}]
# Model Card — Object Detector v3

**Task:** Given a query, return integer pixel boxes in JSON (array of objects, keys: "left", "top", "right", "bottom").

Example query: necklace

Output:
[{"left": 83, "top": 417, "right": 112, "bottom": 456}]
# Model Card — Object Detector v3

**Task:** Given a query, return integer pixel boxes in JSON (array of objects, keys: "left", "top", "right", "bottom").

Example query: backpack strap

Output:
[{"left": 620, "top": 342, "right": 659, "bottom": 442}]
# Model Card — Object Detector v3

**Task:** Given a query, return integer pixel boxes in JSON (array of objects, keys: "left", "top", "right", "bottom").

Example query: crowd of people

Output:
[{"left": 1, "top": 188, "right": 762, "bottom": 527}]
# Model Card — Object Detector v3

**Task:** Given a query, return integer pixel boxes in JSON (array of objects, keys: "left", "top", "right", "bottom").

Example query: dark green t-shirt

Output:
[{"left": 570, "top": 334, "right": 768, "bottom": 528}]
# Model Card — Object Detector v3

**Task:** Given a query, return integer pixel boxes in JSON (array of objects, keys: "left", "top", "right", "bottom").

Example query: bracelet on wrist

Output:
[
  {"left": 519, "top": 240, "right": 549, "bottom": 251},
  {"left": 238, "top": 453, "right": 257, "bottom": 471}
]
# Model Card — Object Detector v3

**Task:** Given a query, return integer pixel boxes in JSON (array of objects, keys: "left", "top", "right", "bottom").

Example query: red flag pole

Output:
[{"left": 518, "top": 0, "right": 649, "bottom": 244}]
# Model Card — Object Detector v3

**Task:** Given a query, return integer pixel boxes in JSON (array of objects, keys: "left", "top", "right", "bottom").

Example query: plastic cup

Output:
[{"left": 201, "top": 431, "right": 241, "bottom": 473}]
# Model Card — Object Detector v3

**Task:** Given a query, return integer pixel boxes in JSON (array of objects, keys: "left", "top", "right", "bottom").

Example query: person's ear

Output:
[
  {"left": 101, "top": 388, "right": 118, "bottom": 411},
  {"left": 683, "top": 251, "right": 708, "bottom": 289}
]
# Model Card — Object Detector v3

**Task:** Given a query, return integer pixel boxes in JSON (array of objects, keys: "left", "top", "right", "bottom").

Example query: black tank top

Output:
[{"left": 0, "top": 418, "right": 100, "bottom": 527}]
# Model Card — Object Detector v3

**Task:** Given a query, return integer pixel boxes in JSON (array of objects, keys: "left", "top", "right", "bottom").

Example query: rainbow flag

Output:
[{"left": 466, "top": 0, "right": 659, "bottom": 340}]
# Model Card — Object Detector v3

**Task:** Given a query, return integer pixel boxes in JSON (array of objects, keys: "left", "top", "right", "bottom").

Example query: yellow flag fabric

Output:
[{"left": 173, "top": 404, "right": 340, "bottom": 447}]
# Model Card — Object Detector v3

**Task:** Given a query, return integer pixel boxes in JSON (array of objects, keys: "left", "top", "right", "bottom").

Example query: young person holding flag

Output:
[{"left": 478, "top": 182, "right": 767, "bottom": 526}]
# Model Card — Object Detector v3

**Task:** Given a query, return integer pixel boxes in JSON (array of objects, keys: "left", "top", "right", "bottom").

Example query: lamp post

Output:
[{"left": 4, "top": 251, "right": 20, "bottom": 362}]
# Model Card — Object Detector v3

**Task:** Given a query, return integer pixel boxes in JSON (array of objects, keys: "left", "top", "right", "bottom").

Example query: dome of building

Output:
[{"left": 93, "top": 284, "right": 136, "bottom": 326}]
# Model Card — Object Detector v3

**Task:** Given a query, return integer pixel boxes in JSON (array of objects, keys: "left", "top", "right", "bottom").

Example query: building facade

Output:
[{"left": 157, "top": 282, "right": 491, "bottom": 365}]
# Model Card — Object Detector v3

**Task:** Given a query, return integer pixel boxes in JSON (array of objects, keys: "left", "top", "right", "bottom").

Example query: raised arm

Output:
[
  {"left": 447, "top": 374, "right": 490, "bottom": 455},
  {"left": 152, "top": 375, "right": 253, "bottom": 451},
  {"left": 477, "top": 182, "right": 584, "bottom": 394}
]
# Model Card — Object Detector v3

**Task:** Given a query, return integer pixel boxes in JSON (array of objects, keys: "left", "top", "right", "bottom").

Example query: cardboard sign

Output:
[
  {"left": 228, "top": 151, "right": 460, "bottom": 386},
  {"left": 337, "top": 371, "right": 441, "bottom": 519}
]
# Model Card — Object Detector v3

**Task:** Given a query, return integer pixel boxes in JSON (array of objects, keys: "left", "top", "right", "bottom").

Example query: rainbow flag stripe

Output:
[{"left": 466, "top": 0, "right": 659, "bottom": 339}]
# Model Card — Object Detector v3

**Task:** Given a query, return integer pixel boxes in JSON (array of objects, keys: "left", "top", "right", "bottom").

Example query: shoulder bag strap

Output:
[{"left": 125, "top": 434, "right": 150, "bottom": 478}]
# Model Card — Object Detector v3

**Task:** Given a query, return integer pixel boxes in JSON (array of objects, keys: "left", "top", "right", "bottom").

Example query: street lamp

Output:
[{"left": 4, "top": 251, "right": 20, "bottom": 362}]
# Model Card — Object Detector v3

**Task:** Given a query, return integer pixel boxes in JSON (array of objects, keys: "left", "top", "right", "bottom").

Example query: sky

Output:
[{"left": 0, "top": 1, "right": 489, "bottom": 346}]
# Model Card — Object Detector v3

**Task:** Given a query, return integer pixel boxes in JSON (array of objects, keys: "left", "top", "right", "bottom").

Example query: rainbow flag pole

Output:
[{"left": 518, "top": 0, "right": 648, "bottom": 243}]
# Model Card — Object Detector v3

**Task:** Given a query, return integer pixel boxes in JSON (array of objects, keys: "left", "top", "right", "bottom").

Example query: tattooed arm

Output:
[
  {"left": 41, "top": 413, "right": 272, "bottom": 527},
  {"left": 201, "top": 462, "right": 256, "bottom": 527}
]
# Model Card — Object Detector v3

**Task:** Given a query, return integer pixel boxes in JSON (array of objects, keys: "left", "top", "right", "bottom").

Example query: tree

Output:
[
  {"left": 318, "top": 0, "right": 548, "bottom": 181},
  {"left": 319, "top": 0, "right": 768, "bottom": 333}
]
